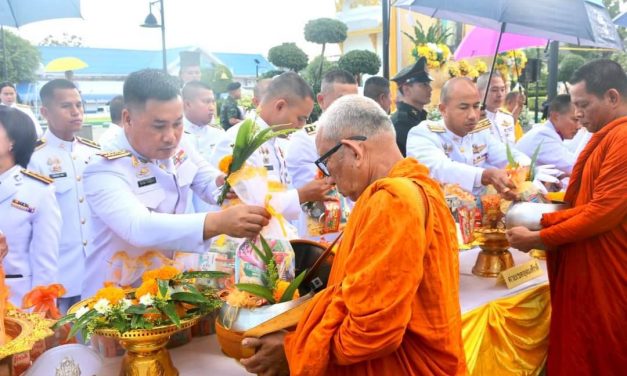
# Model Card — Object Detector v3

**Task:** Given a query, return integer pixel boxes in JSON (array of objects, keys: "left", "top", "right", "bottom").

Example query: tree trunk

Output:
[{"left": 316, "top": 43, "right": 327, "bottom": 94}]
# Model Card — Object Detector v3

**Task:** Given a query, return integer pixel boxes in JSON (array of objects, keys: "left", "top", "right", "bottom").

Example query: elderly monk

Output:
[
  {"left": 240, "top": 95, "right": 466, "bottom": 376},
  {"left": 507, "top": 59, "right": 627, "bottom": 375}
]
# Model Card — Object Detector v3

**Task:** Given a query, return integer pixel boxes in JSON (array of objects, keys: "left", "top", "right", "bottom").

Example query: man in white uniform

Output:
[
  {"left": 212, "top": 72, "right": 332, "bottom": 224},
  {"left": 477, "top": 73, "right": 516, "bottom": 145},
  {"left": 406, "top": 77, "right": 529, "bottom": 197},
  {"left": 98, "top": 95, "right": 124, "bottom": 151},
  {"left": 82, "top": 69, "right": 270, "bottom": 297},
  {"left": 28, "top": 79, "right": 100, "bottom": 312},
  {"left": 517, "top": 94, "right": 580, "bottom": 176}
]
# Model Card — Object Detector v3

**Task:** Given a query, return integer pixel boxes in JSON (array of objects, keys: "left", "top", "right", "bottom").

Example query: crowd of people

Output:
[{"left": 0, "top": 54, "right": 625, "bottom": 375}]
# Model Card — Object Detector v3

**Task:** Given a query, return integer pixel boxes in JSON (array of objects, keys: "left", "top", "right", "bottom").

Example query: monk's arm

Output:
[
  {"left": 540, "top": 137, "right": 627, "bottom": 246},
  {"left": 331, "top": 189, "right": 427, "bottom": 365}
]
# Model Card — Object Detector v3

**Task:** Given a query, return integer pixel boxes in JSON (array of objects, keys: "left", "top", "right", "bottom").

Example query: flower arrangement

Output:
[
  {"left": 505, "top": 142, "right": 549, "bottom": 203},
  {"left": 403, "top": 20, "right": 452, "bottom": 69},
  {"left": 495, "top": 50, "right": 528, "bottom": 82},
  {"left": 53, "top": 266, "right": 228, "bottom": 340},
  {"left": 448, "top": 59, "right": 489, "bottom": 80},
  {"left": 217, "top": 117, "right": 296, "bottom": 205}
]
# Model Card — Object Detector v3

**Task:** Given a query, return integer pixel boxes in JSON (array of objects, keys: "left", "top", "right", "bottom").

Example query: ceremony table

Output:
[{"left": 98, "top": 247, "right": 550, "bottom": 376}]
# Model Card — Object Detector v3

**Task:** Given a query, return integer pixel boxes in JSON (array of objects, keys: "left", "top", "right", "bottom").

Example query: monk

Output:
[
  {"left": 507, "top": 59, "right": 627, "bottom": 375},
  {"left": 240, "top": 95, "right": 466, "bottom": 375}
]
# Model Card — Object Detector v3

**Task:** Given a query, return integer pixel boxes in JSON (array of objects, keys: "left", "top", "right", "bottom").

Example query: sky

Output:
[{"left": 13, "top": 0, "right": 341, "bottom": 58}]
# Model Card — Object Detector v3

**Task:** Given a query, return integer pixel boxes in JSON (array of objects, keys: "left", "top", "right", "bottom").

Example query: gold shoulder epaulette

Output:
[
  {"left": 35, "top": 138, "right": 46, "bottom": 151},
  {"left": 20, "top": 169, "right": 53, "bottom": 184},
  {"left": 76, "top": 136, "right": 101, "bottom": 149},
  {"left": 98, "top": 150, "right": 131, "bottom": 160},
  {"left": 499, "top": 108, "right": 512, "bottom": 115},
  {"left": 470, "top": 119, "right": 492, "bottom": 134},
  {"left": 209, "top": 123, "right": 224, "bottom": 130},
  {"left": 426, "top": 121, "right": 446, "bottom": 133},
  {"left": 304, "top": 124, "right": 317, "bottom": 135}
]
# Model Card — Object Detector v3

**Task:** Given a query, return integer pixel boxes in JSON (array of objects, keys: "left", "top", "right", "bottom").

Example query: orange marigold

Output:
[
  {"left": 135, "top": 279, "right": 158, "bottom": 299},
  {"left": 155, "top": 265, "right": 180, "bottom": 280},
  {"left": 94, "top": 286, "right": 126, "bottom": 305},
  {"left": 273, "top": 280, "right": 299, "bottom": 302},
  {"left": 218, "top": 155, "right": 233, "bottom": 174}
]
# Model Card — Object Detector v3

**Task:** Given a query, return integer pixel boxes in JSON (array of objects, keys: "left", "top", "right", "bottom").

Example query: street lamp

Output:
[
  {"left": 254, "top": 58, "right": 261, "bottom": 78},
  {"left": 141, "top": 0, "right": 167, "bottom": 72}
]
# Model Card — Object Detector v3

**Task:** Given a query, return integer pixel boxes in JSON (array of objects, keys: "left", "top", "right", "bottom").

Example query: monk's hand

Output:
[
  {"left": 240, "top": 331, "right": 289, "bottom": 376},
  {"left": 0, "top": 231, "right": 7, "bottom": 261},
  {"left": 297, "top": 178, "right": 335, "bottom": 203},
  {"left": 481, "top": 168, "right": 517, "bottom": 200},
  {"left": 208, "top": 205, "right": 270, "bottom": 239},
  {"left": 506, "top": 227, "right": 545, "bottom": 252}
]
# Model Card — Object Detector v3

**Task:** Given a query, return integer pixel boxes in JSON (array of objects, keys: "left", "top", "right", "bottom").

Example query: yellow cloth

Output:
[{"left": 461, "top": 284, "right": 551, "bottom": 376}]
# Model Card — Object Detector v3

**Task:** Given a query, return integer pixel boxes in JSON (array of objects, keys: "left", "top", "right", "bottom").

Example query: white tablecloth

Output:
[{"left": 98, "top": 247, "right": 548, "bottom": 375}]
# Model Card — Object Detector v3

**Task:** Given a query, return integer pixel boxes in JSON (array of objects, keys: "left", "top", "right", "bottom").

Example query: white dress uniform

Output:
[
  {"left": 516, "top": 121, "right": 577, "bottom": 175},
  {"left": 406, "top": 119, "right": 530, "bottom": 195},
  {"left": 184, "top": 117, "right": 225, "bottom": 213},
  {"left": 98, "top": 123, "right": 122, "bottom": 151},
  {"left": 210, "top": 114, "right": 300, "bottom": 221},
  {"left": 81, "top": 130, "right": 221, "bottom": 297},
  {"left": 28, "top": 130, "right": 100, "bottom": 299},
  {"left": 0, "top": 166, "right": 61, "bottom": 306},
  {"left": 486, "top": 109, "right": 516, "bottom": 145}
]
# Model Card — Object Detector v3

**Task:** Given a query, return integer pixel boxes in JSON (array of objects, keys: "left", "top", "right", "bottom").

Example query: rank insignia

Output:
[
  {"left": 98, "top": 150, "right": 131, "bottom": 160},
  {"left": 76, "top": 136, "right": 102, "bottom": 150},
  {"left": 35, "top": 138, "right": 46, "bottom": 151},
  {"left": 20, "top": 169, "right": 53, "bottom": 184},
  {"left": 47, "top": 156, "right": 63, "bottom": 173},
  {"left": 11, "top": 199, "right": 35, "bottom": 213},
  {"left": 172, "top": 150, "right": 187, "bottom": 166},
  {"left": 304, "top": 124, "right": 317, "bottom": 135},
  {"left": 472, "top": 144, "right": 486, "bottom": 154},
  {"left": 136, "top": 167, "right": 151, "bottom": 178}
]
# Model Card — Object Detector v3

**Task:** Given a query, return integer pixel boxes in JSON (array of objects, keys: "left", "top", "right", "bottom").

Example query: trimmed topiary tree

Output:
[
  {"left": 267, "top": 43, "right": 308, "bottom": 72},
  {"left": 338, "top": 49, "right": 381, "bottom": 85},
  {"left": 304, "top": 18, "right": 348, "bottom": 91}
]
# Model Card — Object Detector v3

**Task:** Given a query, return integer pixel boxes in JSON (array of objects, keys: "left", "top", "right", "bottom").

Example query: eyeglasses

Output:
[{"left": 314, "top": 135, "right": 367, "bottom": 177}]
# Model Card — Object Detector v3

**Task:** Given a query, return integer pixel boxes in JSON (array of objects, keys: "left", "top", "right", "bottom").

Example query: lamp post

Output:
[
  {"left": 254, "top": 58, "right": 260, "bottom": 78},
  {"left": 141, "top": 0, "right": 167, "bottom": 72}
]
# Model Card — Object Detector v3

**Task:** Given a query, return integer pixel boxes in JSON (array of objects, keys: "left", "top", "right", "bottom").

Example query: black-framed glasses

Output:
[{"left": 314, "top": 135, "right": 367, "bottom": 177}]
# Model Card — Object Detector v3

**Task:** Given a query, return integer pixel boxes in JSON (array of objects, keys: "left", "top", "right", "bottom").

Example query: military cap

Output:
[
  {"left": 226, "top": 82, "right": 241, "bottom": 91},
  {"left": 391, "top": 57, "right": 432, "bottom": 85},
  {"left": 180, "top": 51, "right": 200, "bottom": 68}
]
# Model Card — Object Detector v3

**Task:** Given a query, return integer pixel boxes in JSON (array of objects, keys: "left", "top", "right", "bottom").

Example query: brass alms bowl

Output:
[{"left": 472, "top": 228, "right": 514, "bottom": 278}]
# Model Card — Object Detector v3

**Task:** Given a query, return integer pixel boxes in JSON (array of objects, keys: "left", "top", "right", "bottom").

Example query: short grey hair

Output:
[
  {"left": 318, "top": 95, "right": 394, "bottom": 143},
  {"left": 476, "top": 71, "right": 503, "bottom": 94}
]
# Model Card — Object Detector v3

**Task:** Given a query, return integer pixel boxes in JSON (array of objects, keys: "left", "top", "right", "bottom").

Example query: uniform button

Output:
[
  {"left": 83, "top": 240, "right": 88, "bottom": 246},
  {"left": 81, "top": 219, "right": 86, "bottom": 225},
  {"left": 79, "top": 197, "right": 84, "bottom": 203},
  {"left": 72, "top": 155, "right": 77, "bottom": 160},
  {"left": 76, "top": 175, "right": 82, "bottom": 182}
]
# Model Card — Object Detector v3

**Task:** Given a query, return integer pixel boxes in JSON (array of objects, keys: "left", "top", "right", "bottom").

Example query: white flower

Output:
[
  {"left": 139, "top": 293, "right": 154, "bottom": 306},
  {"left": 75, "top": 305, "right": 90, "bottom": 319},
  {"left": 93, "top": 298, "right": 112, "bottom": 314},
  {"left": 119, "top": 298, "right": 132, "bottom": 310}
]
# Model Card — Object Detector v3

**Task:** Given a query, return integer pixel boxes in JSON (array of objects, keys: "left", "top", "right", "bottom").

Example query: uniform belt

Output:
[{"left": 5, "top": 274, "right": 23, "bottom": 278}]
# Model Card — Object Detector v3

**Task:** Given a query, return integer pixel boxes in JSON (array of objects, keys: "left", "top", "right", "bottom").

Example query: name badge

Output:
[
  {"left": 137, "top": 177, "right": 157, "bottom": 188},
  {"left": 264, "top": 165, "right": 274, "bottom": 171},
  {"left": 49, "top": 172, "right": 68, "bottom": 179},
  {"left": 498, "top": 259, "right": 543, "bottom": 289}
]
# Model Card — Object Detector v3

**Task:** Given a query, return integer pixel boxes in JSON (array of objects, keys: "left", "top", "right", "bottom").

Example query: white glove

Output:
[{"left": 534, "top": 164, "right": 563, "bottom": 181}]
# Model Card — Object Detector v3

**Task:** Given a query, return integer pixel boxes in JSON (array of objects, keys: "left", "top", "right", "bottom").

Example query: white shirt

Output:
[
  {"left": 28, "top": 130, "right": 100, "bottom": 297},
  {"left": 98, "top": 123, "right": 122, "bottom": 151},
  {"left": 81, "top": 130, "right": 222, "bottom": 297},
  {"left": 486, "top": 109, "right": 516, "bottom": 145},
  {"left": 406, "top": 119, "right": 530, "bottom": 195},
  {"left": 516, "top": 121, "right": 576, "bottom": 175},
  {"left": 286, "top": 124, "right": 318, "bottom": 190},
  {"left": 0, "top": 165, "right": 61, "bottom": 306},
  {"left": 210, "top": 114, "right": 300, "bottom": 221}
]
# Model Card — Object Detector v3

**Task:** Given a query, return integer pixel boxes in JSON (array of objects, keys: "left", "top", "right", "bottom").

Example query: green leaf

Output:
[
  {"left": 52, "top": 313, "right": 77, "bottom": 329},
  {"left": 171, "top": 292, "right": 209, "bottom": 305},
  {"left": 179, "top": 271, "right": 230, "bottom": 280},
  {"left": 161, "top": 302, "right": 181, "bottom": 327},
  {"left": 235, "top": 283, "right": 276, "bottom": 304},
  {"left": 280, "top": 269, "right": 308, "bottom": 303},
  {"left": 157, "top": 279, "right": 169, "bottom": 299},
  {"left": 67, "top": 309, "right": 98, "bottom": 340},
  {"left": 125, "top": 304, "right": 148, "bottom": 315},
  {"left": 529, "top": 141, "right": 543, "bottom": 181},
  {"left": 259, "top": 234, "right": 274, "bottom": 262},
  {"left": 249, "top": 239, "right": 270, "bottom": 263},
  {"left": 506, "top": 142, "right": 517, "bottom": 168}
]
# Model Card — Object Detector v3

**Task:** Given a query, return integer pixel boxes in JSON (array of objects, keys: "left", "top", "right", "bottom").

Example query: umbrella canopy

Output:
[
  {"left": 454, "top": 27, "right": 547, "bottom": 60},
  {"left": 44, "top": 57, "right": 88, "bottom": 73},
  {"left": 613, "top": 11, "right": 627, "bottom": 28},
  {"left": 0, "top": 0, "right": 81, "bottom": 27},
  {"left": 395, "top": 0, "right": 622, "bottom": 50}
]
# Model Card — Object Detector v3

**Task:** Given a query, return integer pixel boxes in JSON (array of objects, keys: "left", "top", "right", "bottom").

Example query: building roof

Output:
[{"left": 37, "top": 46, "right": 274, "bottom": 77}]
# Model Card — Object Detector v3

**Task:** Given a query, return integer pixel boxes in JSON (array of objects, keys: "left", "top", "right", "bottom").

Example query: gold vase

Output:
[
  {"left": 94, "top": 316, "right": 200, "bottom": 376},
  {"left": 472, "top": 229, "right": 515, "bottom": 278}
]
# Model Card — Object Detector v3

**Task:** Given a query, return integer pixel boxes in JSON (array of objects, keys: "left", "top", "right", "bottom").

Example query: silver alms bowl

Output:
[{"left": 505, "top": 202, "right": 568, "bottom": 230}]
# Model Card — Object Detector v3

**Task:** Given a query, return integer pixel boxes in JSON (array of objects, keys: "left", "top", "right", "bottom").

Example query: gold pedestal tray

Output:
[
  {"left": 472, "top": 229, "right": 515, "bottom": 278},
  {"left": 530, "top": 249, "right": 546, "bottom": 260}
]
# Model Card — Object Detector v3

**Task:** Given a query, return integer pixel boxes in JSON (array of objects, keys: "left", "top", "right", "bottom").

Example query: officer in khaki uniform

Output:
[
  {"left": 477, "top": 72, "right": 517, "bottom": 145},
  {"left": 0, "top": 106, "right": 60, "bottom": 307},
  {"left": 28, "top": 79, "right": 100, "bottom": 312},
  {"left": 406, "top": 77, "right": 529, "bottom": 197},
  {"left": 390, "top": 57, "right": 432, "bottom": 156}
]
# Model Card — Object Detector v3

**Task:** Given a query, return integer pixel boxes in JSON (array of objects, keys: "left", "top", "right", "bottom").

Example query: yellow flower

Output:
[
  {"left": 273, "top": 280, "right": 300, "bottom": 302},
  {"left": 136, "top": 279, "right": 158, "bottom": 299},
  {"left": 475, "top": 61, "right": 488, "bottom": 74},
  {"left": 219, "top": 155, "right": 233, "bottom": 174},
  {"left": 448, "top": 62, "right": 460, "bottom": 77},
  {"left": 142, "top": 265, "right": 180, "bottom": 282},
  {"left": 94, "top": 286, "right": 126, "bottom": 305}
]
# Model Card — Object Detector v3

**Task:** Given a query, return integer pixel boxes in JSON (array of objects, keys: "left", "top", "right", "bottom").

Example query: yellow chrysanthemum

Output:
[
  {"left": 218, "top": 155, "right": 233, "bottom": 174},
  {"left": 135, "top": 279, "right": 158, "bottom": 299},
  {"left": 475, "top": 61, "right": 488, "bottom": 74},
  {"left": 273, "top": 280, "right": 300, "bottom": 302},
  {"left": 94, "top": 286, "right": 126, "bottom": 305}
]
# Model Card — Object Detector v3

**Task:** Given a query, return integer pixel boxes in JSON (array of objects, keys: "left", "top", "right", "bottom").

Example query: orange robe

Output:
[
  {"left": 540, "top": 117, "right": 627, "bottom": 375},
  {"left": 284, "top": 158, "right": 466, "bottom": 376}
]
